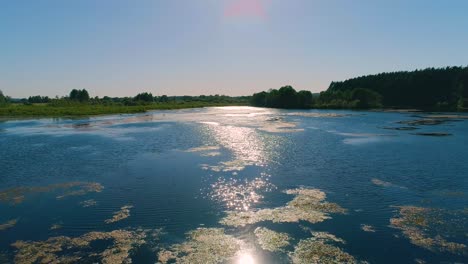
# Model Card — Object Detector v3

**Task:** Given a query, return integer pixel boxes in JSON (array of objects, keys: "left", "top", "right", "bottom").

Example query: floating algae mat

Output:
[
  {"left": 0, "top": 182, "right": 103, "bottom": 205},
  {"left": 254, "top": 227, "right": 291, "bottom": 252},
  {"left": 290, "top": 237, "right": 357, "bottom": 264},
  {"left": 220, "top": 188, "right": 346, "bottom": 227},
  {"left": 79, "top": 199, "right": 97, "bottom": 207},
  {"left": 390, "top": 206, "right": 467, "bottom": 255},
  {"left": 1, "top": 107, "right": 468, "bottom": 263},
  {"left": 0, "top": 219, "right": 17, "bottom": 231},
  {"left": 11, "top": 229, "right": 148, "bottom": 264},
  {"left": 105, "top": 205, "right": 133, "bottom": 224},
  {"left": 287, "top": 230, "right": 367, "bottom": 263},
  {"left": 157, "top": 228, "right": 245, "bottom": 264}
]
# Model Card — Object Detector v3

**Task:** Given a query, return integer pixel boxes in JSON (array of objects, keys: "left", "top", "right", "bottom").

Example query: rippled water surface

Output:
[{"left": 0, "top": 107, "right": 467, "bottom": 263}]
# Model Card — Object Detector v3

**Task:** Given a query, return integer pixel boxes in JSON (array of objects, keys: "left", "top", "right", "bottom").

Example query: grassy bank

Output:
[{"left": 0, "top": 102, "right": 248, "bottom": 117}]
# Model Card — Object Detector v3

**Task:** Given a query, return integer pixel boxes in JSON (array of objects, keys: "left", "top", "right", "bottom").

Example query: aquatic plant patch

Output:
[
  {"left": 105, "top": 205, "right": 133, "bottom": 224},
  {"left": 0, "top": 219, "right": 17, "bottom": 231},
  {"left": 360, "top": 224, "right": 376, "bottom": 232},
  {"left": 0, "top": 182, "right": 103, "bottom": 205},
  {"left": 11, "top": 229, "right": 146, "bottom": 264},
  {"left": 220, "top": 188, "right": 346, "bottom": 227},
  {"left": 390, "top": 206, "right": 467, "bottom": 255},
  {"left": 254, "top": 227, "right": 291, "bottom": 252},
  {"left": 79, "top": 199, "right": 97, "bottom": 207},
  {"left": 157, "top": 228, "right": 244, "bottom": 264},
  {"left": 289, "top": 232, "right": 361, "bottom": 264}
]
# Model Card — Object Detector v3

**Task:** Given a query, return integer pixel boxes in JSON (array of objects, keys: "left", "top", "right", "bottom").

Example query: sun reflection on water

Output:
[
  {"left": 209, "top": 173, "right": 275, "bottom": 211},
  {"left": 197, "top": 112, "right": 281, "bottom": 210},
  {"left": 237, "top": 253, "right": 255, "bottom": 264}
]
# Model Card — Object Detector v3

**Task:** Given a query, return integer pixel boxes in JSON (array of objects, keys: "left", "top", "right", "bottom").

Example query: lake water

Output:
[{"left": 0, "top": 106, "right": 467, "bottom": 263}]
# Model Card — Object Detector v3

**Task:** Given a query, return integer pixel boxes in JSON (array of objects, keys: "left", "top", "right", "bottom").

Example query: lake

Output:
[{"left": 0, "top": 106, "right": 467, "bottom": 263}]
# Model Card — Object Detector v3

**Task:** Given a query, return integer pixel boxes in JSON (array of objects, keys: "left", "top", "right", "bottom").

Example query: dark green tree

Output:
[
  {"left": 159, "top": 95, "right": 169, "bottom": 103},
  {"left": 28, "top": 95, "right": 50, "bottom": 103},
  {"left": 277, "top": 86, "right": 298, "bottom": 108},
  {"left": 69, "top": 89, "right": 79, "bottom": 100},
  {"left": 69, "top": 89, "right": 90, "bottom": 102},
  {"left": 251, "top": 91, "right": 267, "bottom": 107},
  {"left": 351, "top": 88, "right": 382, "bottom": 108},
  {"left": 297, "top": 90, "right": 313, "bottom": 108},
  {"left": 327, "top": 66, "right": 468, "bottom": 110},
  {"left": 77, "top": 89, "right": 90, "bottom": 102},
  {"left": 134, "top": 92, "right": 154, "bottom": 102},
  {"left": 0, "top": 90, "right": 7, "bottom": 105}
]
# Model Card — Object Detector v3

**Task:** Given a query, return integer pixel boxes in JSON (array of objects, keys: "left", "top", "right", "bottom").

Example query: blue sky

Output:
[{"left": 1, "top": 0, "right": 468, "bottom": 98}]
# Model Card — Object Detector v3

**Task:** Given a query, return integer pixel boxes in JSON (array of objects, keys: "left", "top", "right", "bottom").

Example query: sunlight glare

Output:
[{"left": 238, "top": 253, "right": 255, "bottom": 264}]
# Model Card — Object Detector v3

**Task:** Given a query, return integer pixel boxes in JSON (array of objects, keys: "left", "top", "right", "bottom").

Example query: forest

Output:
[{"left": 252, "top": 66, "right": 468, "bottom": 111}]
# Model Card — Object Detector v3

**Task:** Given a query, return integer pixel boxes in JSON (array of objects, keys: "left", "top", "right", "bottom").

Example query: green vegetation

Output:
[
  {"left": 69, "top": 89, "right": 90, "bottom": 102},
  {"left": 323, "top": 66, "right": 468, "bottom": 110},
  {"left": 0, "top": 90, "right": 249, "bottom": 117},
  {"left": 252, "top": 66, "right": 468, "bottom": 111},
  {"left": 252, "top": 85, "right": 381, "bottom": 109},
  {"left": 0, "top": 90, "right": 10, "bottom": 106},
  {"left": 3, "top": 66, "right": 467, "bottom": 116},
  {"left": 251, "top": 86, "right": 313, "bottom": 109}
]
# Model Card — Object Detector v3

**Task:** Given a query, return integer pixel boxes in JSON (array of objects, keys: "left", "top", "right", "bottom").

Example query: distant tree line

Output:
[
  {"left": 252, "top": 66, "right": 468, "bottom": 111},
  {"left": 326, "top": 66, "right": 468, "bottom": 111},
  {"left": 251, "top": 86, "right": 313, "bottom": 108},
  {"left": 3, "top": 66, "right": 467, "bottom": 111},
  {"left": 0, "top": 89, "right": 249, "bottom": 107},
  {"left": 251, "top": 85, "right": 381, "bottom": 109}
]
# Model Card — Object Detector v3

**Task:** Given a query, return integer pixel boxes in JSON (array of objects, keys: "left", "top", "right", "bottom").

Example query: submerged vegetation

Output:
[
  {"left": 0, "top": 182, "right": 103, "bottom": 205},
  {"left": 0, "top": 219, "right": 17, "bottom": 231},
  {"left": 79, "top": 199, "right": 97, "bottom": 208},
  {"left": 184, "top": 145, "right": 221, "bottom": 157}
]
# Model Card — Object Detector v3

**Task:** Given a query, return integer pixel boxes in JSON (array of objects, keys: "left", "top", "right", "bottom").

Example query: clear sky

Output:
[{"left": 1, "top": 0, "right": 468, "bottom": 98}]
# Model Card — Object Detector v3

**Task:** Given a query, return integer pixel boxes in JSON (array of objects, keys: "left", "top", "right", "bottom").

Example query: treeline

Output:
[
  {"left": 327, "top": 66, "right": 468, "bottom": 111},
  {"left": 251, "top": 85, "right": 382, "bottom": 109},
  {"left": 251, "top": 66, "right": 468, "bottom": 111},
  {"left": 1, "top": 89, "right": 249, "bottom": 107},
  {"left": 251, "top": 86, "right": 313, "bottom": 108}
]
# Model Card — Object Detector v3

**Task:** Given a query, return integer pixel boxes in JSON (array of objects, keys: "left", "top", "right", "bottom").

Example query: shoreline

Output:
[{"left": 0, "top": 102, "right": 248, "bottom": 119}]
